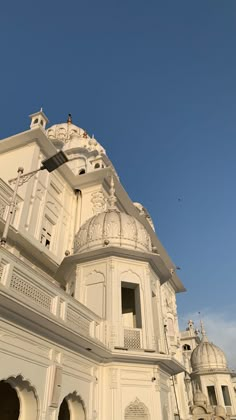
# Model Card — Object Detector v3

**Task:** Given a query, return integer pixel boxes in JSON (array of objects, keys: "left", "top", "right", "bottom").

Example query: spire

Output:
[
  {"left": 200, "top": 320, "right": 208, "bottom": 342},
  {"left": 108, "top": 176, "right": 117, "bottom": 210},
  {"left": 67, "top": 113, "right": 72, "bottom": 124}
]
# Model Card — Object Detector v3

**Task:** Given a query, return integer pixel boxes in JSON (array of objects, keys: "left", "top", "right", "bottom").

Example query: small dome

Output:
[
  {"left": 46, "top": 122, "right": 105, "bottom": 155},
  {"left": 74, "top": 208, "right": 152, "bottom": 254},
  {"left": 191, "top": 335, "right": 228, "bottom": 373},
  {"left": 193, "top": 389, "right": 207, "bottom": 405}
]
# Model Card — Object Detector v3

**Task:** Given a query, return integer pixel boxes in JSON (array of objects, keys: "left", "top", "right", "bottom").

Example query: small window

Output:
[
  {"left": 222, "top": 386, "right": 231, "bottom": 406},
  {"left": 94, "top": 163, "right": 100, "bottom": 169},
  {"left": 33, "top": 118, "right": 39, "bottom": 124},
  {"left": 40, "top": 217, "right": 54, "bottom": 249},
  {"left": 183, "top": 344, "right": 191, "bottom": 351},
  {"left": 207, "top": 386, "right": 217, "bottom": 405},
  {"left": 79, "top": 169, "right": 86, "bottom": 175},
  {"left": 40, "top": 119, "right": 44, "bottom": 125},
  {"left": 121, "top": 282, "right": 142, "bottom": 328}
]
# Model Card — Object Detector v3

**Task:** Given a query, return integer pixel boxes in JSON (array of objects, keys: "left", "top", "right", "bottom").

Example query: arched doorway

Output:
[
  {"left": 0, "top": 380, "right": 20, "bottom": 420},
  {"left": 58, "top": 393, "right": 86, "bottom": 420}
]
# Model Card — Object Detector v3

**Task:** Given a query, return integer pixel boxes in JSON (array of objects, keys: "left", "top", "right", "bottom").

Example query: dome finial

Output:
[
  {"left": 108, "top": 176, "right": 117, "bottom": 210},
  {"left": 200, "top": 320, "right": 208, "bottom": 342},
  {"left": 67, "top": 113, "right": 72, "bottom": 124}
]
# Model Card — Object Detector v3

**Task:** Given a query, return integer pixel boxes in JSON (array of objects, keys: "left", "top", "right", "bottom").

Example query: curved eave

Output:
[{"left": 56, "top": 246, "right": 174, "bottom": 287}]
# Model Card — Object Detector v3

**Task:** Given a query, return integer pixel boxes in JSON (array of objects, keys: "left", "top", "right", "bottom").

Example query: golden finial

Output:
[{"left": 67, "top": 113, "right": 72, "bottom": 124}]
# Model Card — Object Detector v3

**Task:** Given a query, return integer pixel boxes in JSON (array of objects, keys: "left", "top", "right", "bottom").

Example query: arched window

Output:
[
  {"left": 79, "top": 169, "right": 86, "bottom": 175},
  {"left": 33, "top": 118, "right": 39, "bottom": 124},
  {"left": 94, "top": 163, "right": 100, "bottom": 169},
  {"left": 125, "top": 398, "right": 149, "bottom": 420}
]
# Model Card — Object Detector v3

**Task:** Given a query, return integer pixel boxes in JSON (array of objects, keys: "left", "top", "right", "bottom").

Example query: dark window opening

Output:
[
  {"left": 40, "top": 120, "right": 44, "bottom": 125},
  {"left": 183, "top": 344, "right": 191, "bottom": 351},
  {"left": 222, "top": 386, "right": 231, "bottom": 406},
  {"left": 0, "top": 380, "right": 20, "bottom": 420},
  {"left": 207, "top": 386, "right": 217, "bottom": 405},
  {"left": 79, "top": 169, "right": 86, "bottom": 175},
  {"left": 94, "top": 163, "right": 100, "bottom": 169},
  {"left": 121, "top": 282, "right": 142, "bottom": 328},
  {"left": 33, "top": 118, "right": 38, "bottom": 124},
  {"left": 58, "top": 398, "right": 70, "bottom": 420},
  {"left": 40, "top": 218, "right": 53, "bottom": 249}
]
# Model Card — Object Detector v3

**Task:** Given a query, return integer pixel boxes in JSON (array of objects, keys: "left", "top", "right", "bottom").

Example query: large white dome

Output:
[
  {"left": 74, "top": 208, "right": 152, "bottom": 254},
  {"left": 191, "top": 335, "right": 228, "bottom": 373}
]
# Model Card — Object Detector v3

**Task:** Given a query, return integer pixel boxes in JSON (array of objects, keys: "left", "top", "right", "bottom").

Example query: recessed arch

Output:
[
  {"left": 58, "top": 392, "right": 86, "bottom": 420},
  {"left": 0, "top": 375, "right": 39, "bottom": 420}
]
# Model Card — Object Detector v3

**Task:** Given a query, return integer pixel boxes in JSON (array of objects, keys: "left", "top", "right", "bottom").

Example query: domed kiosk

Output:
[
  {"left": 46, "top": 114, "right": 116, "bottom": 176},
  {"left": 191, "top": 325, "right": 228, "bottom": 374},
  {"left": 189, "top": 323, "right": 235, "bottom": 418}
]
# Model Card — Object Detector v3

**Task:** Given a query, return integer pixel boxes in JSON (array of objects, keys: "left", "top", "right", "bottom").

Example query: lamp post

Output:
[{"left": 0, "top": 150, "right": 69, "bottom": 246}]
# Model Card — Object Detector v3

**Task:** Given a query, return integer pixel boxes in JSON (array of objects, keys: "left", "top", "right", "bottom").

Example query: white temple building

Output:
[{"left": 0, "top": 110, "right": 235, "bottom": 420}]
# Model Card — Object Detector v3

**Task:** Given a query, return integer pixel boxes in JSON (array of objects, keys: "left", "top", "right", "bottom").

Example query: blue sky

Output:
[{"left": 1, "top": 1, "right": 236, "bottom": 364}]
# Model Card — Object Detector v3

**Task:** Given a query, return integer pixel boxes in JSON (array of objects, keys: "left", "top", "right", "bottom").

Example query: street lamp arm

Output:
[
  {"left": 9, "top": 167, "right": 43, "bottom": 186},
  {"left": 1, "top": 150, "right": 69, "bottom": 247}
]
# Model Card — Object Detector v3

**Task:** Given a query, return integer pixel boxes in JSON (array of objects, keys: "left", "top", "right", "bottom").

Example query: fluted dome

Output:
[
  {"left": 191, "top": 335, "right": 228, "bottom": 373},
  {"left": 46, "top": 122, "right": 105, "bottom": 154},
  {"left": 74, "top": 208, "right": 152, "bottom": 254}
]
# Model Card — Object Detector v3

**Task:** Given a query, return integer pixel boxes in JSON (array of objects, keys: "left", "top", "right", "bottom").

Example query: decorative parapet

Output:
[{"left": 0, "top": 248, "right": 104, "bottom": 347}]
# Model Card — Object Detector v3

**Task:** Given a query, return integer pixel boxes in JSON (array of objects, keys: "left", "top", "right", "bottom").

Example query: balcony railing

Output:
[
  {"left": 124, "top": 328, "right": 142, "bottom": 349},
  {"left": 0, "top": 248, "right": 104, "bottom": 346}
]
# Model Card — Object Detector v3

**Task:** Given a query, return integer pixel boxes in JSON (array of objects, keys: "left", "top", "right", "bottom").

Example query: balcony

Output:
[{"left": 0, "top": 247, "right": 108, "bottom": 356}]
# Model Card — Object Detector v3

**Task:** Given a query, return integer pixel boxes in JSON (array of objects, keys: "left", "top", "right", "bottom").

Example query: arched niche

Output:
[
  {"left": 0, "top": 375, "right": 38, "bottom": 420},
  {"left": 125, "top": 398, "right": 149, "bottom": 420},
  {"left": 58, "top": 392, "right": 86, "bottom": 420}
]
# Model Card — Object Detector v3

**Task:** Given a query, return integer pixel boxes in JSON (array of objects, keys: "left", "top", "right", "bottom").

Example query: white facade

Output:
[{"left": 0, "top": 110, "right": 235, "bottom": 420}]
